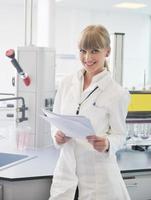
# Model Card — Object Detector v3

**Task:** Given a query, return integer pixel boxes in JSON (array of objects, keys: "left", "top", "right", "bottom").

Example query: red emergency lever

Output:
[{"left": 6, "top": 49, "right": 31, "bottom": 86}]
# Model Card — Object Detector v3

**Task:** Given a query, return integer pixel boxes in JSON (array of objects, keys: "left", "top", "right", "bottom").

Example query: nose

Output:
[{"left": 85, "top": 52, "right": 92, "bottom": 61}]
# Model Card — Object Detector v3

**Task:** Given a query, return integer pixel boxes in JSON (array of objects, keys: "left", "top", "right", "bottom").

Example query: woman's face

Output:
[{"left": 79, "top": 48, "right": 110, "bottom": 76}]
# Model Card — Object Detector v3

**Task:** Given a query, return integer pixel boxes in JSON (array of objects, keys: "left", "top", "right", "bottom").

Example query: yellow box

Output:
[{"left": 128, "top": 92, "right": 151, "bottom": 112}]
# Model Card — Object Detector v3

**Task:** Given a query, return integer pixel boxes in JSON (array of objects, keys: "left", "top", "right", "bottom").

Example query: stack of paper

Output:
[{"left": 42, "top": 109, "right": 94, "bottom": 139}]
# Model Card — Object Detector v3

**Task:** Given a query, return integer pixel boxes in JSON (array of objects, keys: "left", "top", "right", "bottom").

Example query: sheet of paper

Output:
[{"left": 42, "top": 109, "right": 95, "bottom": 139}]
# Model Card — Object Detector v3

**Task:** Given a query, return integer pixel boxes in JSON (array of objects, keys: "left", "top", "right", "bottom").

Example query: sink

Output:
[{"left": 0, "top": 152, "right": 35, "bottom": 170}]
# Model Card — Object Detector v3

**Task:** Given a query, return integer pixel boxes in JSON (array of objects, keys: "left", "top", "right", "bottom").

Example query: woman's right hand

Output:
[{"left": 55, "top": 130, "right": 71, "bottom": 145}]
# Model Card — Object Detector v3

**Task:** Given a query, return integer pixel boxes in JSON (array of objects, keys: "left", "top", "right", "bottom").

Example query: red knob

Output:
[
  {"left": 23, "top": 76, "right": 31, "bottom": 86},
  {"left": 5, "top": 49, "right": 15, "bottom": 59}
]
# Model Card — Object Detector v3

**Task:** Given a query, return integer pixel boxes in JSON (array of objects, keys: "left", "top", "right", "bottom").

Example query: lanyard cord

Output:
[{"left": 76, "top": 86, "right": 99, "bottom": 115}]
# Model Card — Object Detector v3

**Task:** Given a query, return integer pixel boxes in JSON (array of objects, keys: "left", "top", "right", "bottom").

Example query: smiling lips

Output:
[{"left": 84, "top": 61, "right": 96, "bottom": 67}]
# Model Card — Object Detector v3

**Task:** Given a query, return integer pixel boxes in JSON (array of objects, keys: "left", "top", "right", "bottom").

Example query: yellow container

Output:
[{"left": 128, "top": 92, "right": 151, "bottom": 112}]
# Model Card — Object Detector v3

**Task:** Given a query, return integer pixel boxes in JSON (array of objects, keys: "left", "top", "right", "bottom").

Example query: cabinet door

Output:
[
  {"left": 2, "top": 178, "right": 51, "bottom": 200},
  {"left": 123, "top": 174, "right": 151, "bottom": 200},
  {"left": 0, "top": 184, "right": 3, "bottom": 200}
]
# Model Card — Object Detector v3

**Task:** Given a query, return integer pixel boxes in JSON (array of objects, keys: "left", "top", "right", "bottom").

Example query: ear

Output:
[{"left": 106, "top": 48, "right": 111, "bottom": 57}]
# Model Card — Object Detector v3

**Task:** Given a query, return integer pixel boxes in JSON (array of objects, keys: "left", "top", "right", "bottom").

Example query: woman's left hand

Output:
[{"left": 86, "top": 135, "right": 110, "bottom": 152}]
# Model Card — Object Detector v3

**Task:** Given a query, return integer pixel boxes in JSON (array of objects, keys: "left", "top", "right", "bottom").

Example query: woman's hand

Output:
[
  {"left": 86, "top": 135, "right": 110, "bottom": 152},
  {"left": 55, "top": 130, "right": 71, "bottom": 145}
]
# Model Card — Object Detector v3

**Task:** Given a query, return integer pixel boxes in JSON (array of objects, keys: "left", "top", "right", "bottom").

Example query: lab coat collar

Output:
[
  {"left": 96, "top": 70, "right": 112, "bottom": 91},
  {"left": 77, "top": 68, "right": 85, "bottom": 80},
  {"left": 74, "top": 68, "right": 112, "bottom": 92}
]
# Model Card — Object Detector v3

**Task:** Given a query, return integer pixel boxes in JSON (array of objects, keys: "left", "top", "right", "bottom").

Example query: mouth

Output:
[{"left": 84, "top": 61, "right": 96, "bottom": 67}]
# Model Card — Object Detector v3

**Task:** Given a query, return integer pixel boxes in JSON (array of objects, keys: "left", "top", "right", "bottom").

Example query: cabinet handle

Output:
[
  {"left": 7, "top": 104, "right": 14, "bottom": 108},
  {"left": 123, "top": 176, "right": 136, "bottom": 180},
  {"left": 6, "top": 113, "right": 14, "bottom": 118},
  {"left": 12, "top": 77, "right": 15, "bottom": 86}
]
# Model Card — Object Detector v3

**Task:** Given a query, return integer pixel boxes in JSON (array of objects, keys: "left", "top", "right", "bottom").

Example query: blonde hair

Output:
[{"left": 78, "top": 25, "right": 110, "bottom": 70}]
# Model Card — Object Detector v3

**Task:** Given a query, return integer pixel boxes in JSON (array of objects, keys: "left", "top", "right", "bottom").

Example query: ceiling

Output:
[
  {"left": 0, "top": 0, "right": 151, "bottom": 15},
  {"left": 56, "top": 0, "right": 151, "bottom": 15}
]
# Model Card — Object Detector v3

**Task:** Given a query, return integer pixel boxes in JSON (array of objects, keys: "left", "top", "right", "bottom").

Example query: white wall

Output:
[
  {"left": 0, "top": 3, "right": 24, "bottom": 94},
  {"left": 0, "top": 3, "right": 150, "bottom": 92},
  {"left": 55, "top": 7, "right": 150, "bottom": 89}
]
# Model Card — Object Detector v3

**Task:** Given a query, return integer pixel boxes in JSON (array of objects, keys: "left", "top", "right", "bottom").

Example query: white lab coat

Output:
[{"left": 49, "top": 69, "right": 131, "bottom": 200}]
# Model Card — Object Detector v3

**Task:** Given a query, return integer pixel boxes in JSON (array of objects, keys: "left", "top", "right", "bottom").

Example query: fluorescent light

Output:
[{"left": 114, "top": 2, "right": 147, "bottom": 9}]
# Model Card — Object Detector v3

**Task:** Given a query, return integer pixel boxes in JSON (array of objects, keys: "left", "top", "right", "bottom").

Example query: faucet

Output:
[{"left": 0, "top": 96, "right": 28, "bottom": 122}]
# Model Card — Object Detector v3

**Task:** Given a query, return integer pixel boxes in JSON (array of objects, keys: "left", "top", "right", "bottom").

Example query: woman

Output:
[{"left": 49, "top": 25, "right": 130, "bottom": 200}]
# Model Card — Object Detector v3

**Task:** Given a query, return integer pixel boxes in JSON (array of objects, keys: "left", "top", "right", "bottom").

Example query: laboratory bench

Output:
[
  {"left": 117, "top": 148, "right": 151, "bottom": 200},
  {"left": 0, "top": 146, "right": 151, "bottom": 200}
]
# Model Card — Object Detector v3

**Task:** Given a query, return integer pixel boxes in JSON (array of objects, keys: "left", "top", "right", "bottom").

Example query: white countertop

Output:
[
  {"left": 1, "top": 138, "right": 151, "bottom": 180},
  {"left": 0, "top": 146, "right": 60, "bottom": 180},
  {"left": 0, "top": 138, "right": 60, "bottom": 180}
]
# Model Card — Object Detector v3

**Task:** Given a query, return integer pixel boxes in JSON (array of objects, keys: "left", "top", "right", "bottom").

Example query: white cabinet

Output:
[
  {"left": 17, "top": 47, "right": 55, "bottom": 147},
  {"left": 0, "top": 178, "right": 51, "bottom": 200},
  {"left": 0, "top": 100, "right": 16, "bottom": 128},
  {"left": 122, "top": 171, "right": 151, "bottom": 200},
  {"left": 0, "top": 147, "right": 59, "bottom": 200}
]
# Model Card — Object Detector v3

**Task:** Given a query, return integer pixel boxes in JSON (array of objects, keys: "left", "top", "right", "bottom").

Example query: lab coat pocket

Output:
[
  {"left": 88, "top": 103, "right": 109, "bottom": 135},
  {"left": 92, "top": 103, "right": 108, "bottom": 119},
  {"left": 93, "top": 103, "right": 106, "bottom": 110},
  {"left": 92, "top": 98, "right": 107, "bottom": 108}
]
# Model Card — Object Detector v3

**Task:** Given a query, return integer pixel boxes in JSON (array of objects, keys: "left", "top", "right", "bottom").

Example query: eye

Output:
[
  {"left": 91, "top": 49, "right": 100, "bottom": 54},
  {"left": 80, "top": 49, "right": 86, "bottom": 54}
]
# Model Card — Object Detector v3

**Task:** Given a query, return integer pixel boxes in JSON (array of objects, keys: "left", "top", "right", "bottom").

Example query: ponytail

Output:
[{"left": 104, "top": 60, "right": 109, "bottom": 71}]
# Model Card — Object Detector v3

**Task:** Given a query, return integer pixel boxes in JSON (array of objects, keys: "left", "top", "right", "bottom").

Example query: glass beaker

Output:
[{"left": 16, "top": 126, "right": 33, "bottom": 151}]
